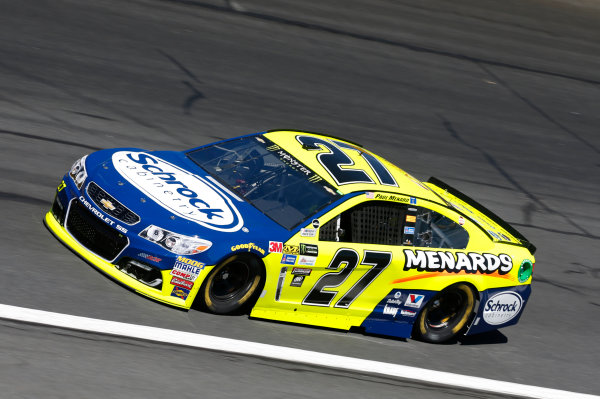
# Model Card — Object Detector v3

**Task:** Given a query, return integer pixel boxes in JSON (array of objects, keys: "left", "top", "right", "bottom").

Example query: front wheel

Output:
[
  {"left": 415, "top": 283, "right": 477, "bottom": 343},
  {"left": 201, "top": 254, "right": 264, "bottom": 315}
]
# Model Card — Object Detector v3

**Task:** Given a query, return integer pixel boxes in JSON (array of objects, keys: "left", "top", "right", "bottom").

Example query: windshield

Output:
[{"left": 187, "top": 135, "right": 341, "bottom": 229}]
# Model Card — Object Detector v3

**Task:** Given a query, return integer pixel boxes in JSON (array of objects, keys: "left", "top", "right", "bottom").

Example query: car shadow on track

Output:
[{"left": 457, "top": 330, "right": 508, "bottom": 345}]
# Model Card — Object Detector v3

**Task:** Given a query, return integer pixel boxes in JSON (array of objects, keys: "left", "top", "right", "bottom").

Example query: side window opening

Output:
[
  {"left": 413, "top": 209, "right": 469, "bottom": 249},
  {"left": 319, "top": 199, "right": 469, "bottom": 249},
  {"left": 319, "top": 201, "right": 405, "bottom": 245}
]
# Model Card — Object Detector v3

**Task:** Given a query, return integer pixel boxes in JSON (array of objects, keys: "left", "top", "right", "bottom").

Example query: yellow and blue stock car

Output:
[{"left": 46, "top": 130, "right": 535, "bottom": 343}]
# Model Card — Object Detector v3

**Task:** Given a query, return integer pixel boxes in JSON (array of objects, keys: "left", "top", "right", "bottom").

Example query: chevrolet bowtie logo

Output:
[{"left": 100, "top": 198, "right": 116, "bottom": 211}]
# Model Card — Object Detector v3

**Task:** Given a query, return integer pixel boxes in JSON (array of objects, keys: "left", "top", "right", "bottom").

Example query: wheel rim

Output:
[
  {"left": 210, "top": 261, "right": 251, "bottom": 301},
  {"left": 425, "top": 289, "right": 469, "bottom": 330}
]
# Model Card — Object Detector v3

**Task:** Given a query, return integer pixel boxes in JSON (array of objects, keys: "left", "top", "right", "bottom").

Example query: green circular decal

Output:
[{"left": 518, "top": 259, "right": 533, "bottom": 283}]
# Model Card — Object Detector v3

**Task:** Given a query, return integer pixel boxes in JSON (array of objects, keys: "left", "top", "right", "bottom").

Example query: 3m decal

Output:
[
  {"left": 483, "top": 291, "right": 523, "bottom": 325},
  {"left": 303, "top": 249, "right": 391, "bottom": 308},
  {"left": 170, "top": 276, "right": 194, "bottom": 290},
  {"left": 269, "top": 241, "right": 283, "bottom": 253},
  {"left": 405, "top": 294, "right": 424, "bottom": 308},
  {"left": 281, "top": 254, "right": 297, "bottom": 265},
  {"left": 403, "top": 249, "right": 513, "bottom": 275},
  {"left": 230, "top": 242, "right": 265, "bottom": 255},
  {"left": 170, "top": 256, "right": 204, "bottom": 282},
  {"left": 299, "top": 243, "right": 318, "bottom": 256},
  {"left": 296, "top": 136, "right": 397, "bottom": 186},
  {"left": 112, "top": 151, "right": 243, "bottom": 232},
  {"left": 171, "top": 286, "right": 190, "bottom": 300}
]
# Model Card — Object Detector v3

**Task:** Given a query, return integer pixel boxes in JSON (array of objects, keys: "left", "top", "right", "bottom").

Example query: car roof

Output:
[{"left": 264, "top": 130, "right": 444, "bottom": 204}]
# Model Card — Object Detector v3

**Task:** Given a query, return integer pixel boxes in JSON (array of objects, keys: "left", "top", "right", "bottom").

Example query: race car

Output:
[{"left": 45, "top": 130, "right": 536, "bottom": 343}]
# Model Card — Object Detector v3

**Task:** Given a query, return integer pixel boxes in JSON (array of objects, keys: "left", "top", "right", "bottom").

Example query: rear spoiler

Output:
[{"left": 428, "top": 177, "right": 536, "bottom": 255}]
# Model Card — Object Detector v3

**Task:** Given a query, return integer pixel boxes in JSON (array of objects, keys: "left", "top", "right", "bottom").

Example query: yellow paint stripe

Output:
[{"left": 44, "top": 212, "right": 192, "bottom": 309}]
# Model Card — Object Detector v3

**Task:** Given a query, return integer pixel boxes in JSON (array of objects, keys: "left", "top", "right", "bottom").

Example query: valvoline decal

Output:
[{"left": 112, "top": 151, "right": 243, "bottom": 232}]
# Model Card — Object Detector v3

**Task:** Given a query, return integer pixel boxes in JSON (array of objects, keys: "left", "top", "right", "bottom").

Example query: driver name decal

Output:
[
  {"left": 403, "top": 249, "right": 513, "bottom": 275},
  {"left": 112, "top": 151, "right": 243, "bottom": 232}
]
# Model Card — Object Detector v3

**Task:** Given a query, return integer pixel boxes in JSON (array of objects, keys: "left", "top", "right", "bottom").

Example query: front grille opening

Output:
[
  {"left": 66, "top": 200, "right": 128, "bottom": 260},
  {"left": 87, "top": 181, "right": 140, "bottom": 225},
  {"left": 51, "top": 195, "right": 66, "bottom": 225},
  {"left": 116, "top": 258, "right": 163, "bottom": 289}
]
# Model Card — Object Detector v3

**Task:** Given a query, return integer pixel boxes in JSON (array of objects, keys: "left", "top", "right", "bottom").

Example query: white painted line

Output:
[{"left": 0, "top": 304, "right": 596, "bottom": 399}]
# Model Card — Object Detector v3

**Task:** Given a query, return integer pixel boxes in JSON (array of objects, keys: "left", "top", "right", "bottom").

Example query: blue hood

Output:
[{"left": 83, "top": 148, "right": 290, "bottom": 266}]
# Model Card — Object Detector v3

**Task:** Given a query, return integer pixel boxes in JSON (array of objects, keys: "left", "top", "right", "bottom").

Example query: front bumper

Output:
[{"left": 45, "top": 211, "right": 208, "bottom": 309}]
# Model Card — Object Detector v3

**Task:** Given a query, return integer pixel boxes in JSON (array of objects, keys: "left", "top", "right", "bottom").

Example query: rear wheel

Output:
[
  {"left": 201, "top": 254, "right": 264, "bottom": 315},
  {"left": 416, "top": 283, "right": 477, "bottom": 343}
]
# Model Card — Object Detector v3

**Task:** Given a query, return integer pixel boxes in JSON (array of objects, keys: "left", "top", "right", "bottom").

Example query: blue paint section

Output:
[
  {"left": 466, "top": 285, "right": 532, "bottom": 335},
  {"left": 363, "top": 285, "right": 531, "bottom": 339},
  {"left": 53, "top": 146, "right": 293, "bottom": 271},
  {"left": 361, "top": 289, "right": 436, "bottom": 338}
]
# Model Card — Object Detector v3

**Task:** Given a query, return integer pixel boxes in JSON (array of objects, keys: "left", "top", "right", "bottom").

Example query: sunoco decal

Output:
[
  {"left": 483, "top": 291, "right": 523, "bottom": 325},
  {"left": 112, "top": 151, "right": 243, "bottom": 232}
]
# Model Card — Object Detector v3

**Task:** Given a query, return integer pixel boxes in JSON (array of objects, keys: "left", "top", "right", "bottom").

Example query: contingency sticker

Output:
[
  {"left": 171, "top": 286, "right": 190, "bottom": 300},
  {"left": 300, "top": 228, "right": 317, "bottom": 237},
  {"left": 170, "top": 256, "right": 204, "bottom": 282},
  {"left": 281, "top": 254, "right": 297, "bottom": 265},
  {"left": 290, "top": 275, "right": 305, "bottom": 287}
]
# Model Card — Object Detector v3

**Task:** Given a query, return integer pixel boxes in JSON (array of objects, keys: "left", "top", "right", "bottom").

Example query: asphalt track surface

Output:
[{"left": 1, "top": 0, "right": 599, "bottom": 397}]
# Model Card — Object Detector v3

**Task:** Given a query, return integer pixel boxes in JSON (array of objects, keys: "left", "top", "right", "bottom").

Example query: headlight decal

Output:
[
  {"left": 69, "top": 155, "right": 88, "bottom": 190},
  {"left": 139, "top": 225, "right": 212, "bottom": 255}
]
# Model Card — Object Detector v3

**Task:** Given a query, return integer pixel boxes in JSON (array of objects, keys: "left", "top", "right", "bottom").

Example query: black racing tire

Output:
[
  {"left": 201, "top": 254, "right": 264, "bottom": 315},
  {"left": 415, "top": 283, "right": 477, "bottom": 343}
]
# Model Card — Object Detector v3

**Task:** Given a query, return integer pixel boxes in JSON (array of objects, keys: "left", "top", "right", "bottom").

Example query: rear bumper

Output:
[
  {"left": 466, "top": 284, "right": 531, "bottom": 335},
  {"left": 44, "top": 211, "right": 204, "bottom": 309}
]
